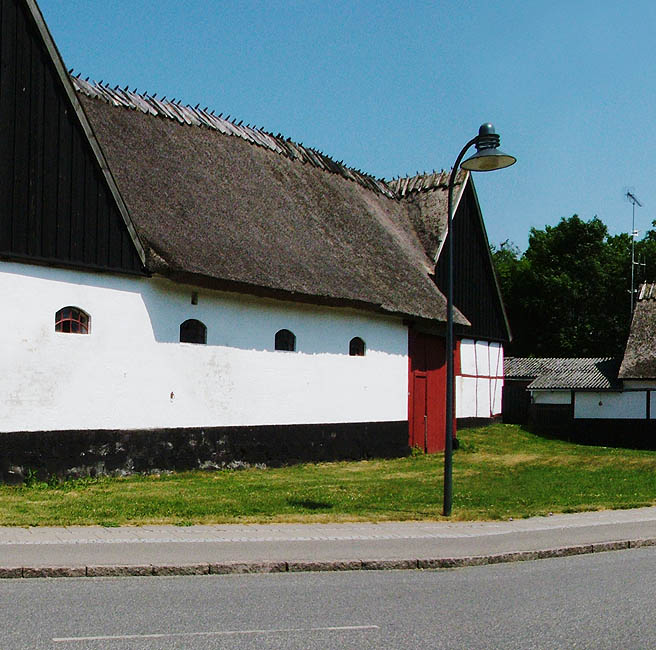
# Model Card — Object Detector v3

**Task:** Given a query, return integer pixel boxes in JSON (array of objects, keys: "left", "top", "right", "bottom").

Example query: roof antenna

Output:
[{"left": 626, "top": 188, "right": 643, "bottom": 314}]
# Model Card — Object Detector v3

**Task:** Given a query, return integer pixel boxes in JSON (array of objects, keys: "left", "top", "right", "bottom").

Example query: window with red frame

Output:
[{"left": 55, "top": 307, "right": 90, "bottom": 334}]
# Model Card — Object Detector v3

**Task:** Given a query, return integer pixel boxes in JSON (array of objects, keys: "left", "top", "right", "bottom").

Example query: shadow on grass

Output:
[
  {"left": 518, "top": 422, "right": 656, "bottom": 451},
  {"left": 287, "top": 498, "right": 333, "bottom": 511}
]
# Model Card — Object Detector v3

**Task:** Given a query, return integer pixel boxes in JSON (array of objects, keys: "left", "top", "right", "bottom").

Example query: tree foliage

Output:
[{"left": 491, "top": 214, "right": 656, "bottom": 358}]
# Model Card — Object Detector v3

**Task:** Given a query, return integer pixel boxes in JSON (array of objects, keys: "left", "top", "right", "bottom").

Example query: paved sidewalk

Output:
[{"left": 2, "top": 507, "right": 656, "bottom": 578}]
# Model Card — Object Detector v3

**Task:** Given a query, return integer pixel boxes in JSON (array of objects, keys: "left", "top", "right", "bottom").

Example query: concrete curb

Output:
[{"left": 1, "top": 537, "right": 655, "bottom": 579}]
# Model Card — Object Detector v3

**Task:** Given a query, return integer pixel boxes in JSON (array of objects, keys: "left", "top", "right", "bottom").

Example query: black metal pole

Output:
[{"left": 443, "top": 135, "right": 478, "bottom": 518}]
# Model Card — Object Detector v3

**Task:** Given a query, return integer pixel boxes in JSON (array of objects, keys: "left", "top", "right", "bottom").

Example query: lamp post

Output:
[{"left": 443, "top": 123, "right": 516, "bottom": 517}]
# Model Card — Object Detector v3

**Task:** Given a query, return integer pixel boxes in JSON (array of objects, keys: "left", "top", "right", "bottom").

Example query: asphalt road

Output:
[{"left": 2, "top": 547, "right": 655, "bottom": 649}]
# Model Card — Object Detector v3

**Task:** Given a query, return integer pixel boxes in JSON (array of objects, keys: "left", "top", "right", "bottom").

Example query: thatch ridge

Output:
[
  {"left": 386, "top": 170, "right": 450, "bottom": 197},
  {"left": 72, "top": 75, "right": 396, "bottom": 199},
  {"left": 72, "top": 75, "right": 464, "bottom": 205}
]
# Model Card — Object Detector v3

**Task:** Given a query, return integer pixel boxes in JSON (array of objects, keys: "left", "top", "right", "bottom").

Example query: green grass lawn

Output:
[{"left": 2, "top": 423, "right": 656, "bottom": 526}]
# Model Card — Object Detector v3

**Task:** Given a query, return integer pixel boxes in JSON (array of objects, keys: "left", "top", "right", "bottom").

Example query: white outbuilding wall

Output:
[
  {"left": 532, "top": 390, "right": 571, "bottom": 405},
  {"left": 0, "top": 262, "right": 409, "bottom": 432},
  {"left": 574, "top": 391, "right": 646, "bottom": 419},
  {"left": 456, "top": 339, "right": 504, "bottom": 418}
]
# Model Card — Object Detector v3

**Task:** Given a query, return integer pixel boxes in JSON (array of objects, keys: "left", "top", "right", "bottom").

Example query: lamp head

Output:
[{"left": 461, "top": 123, "right": 516, "bottom": 172}]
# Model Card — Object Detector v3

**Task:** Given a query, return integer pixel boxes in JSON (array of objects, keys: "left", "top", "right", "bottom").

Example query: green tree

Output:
[
  {"left": 634, "top": 219, "right": 656, "bottom": 288},
  {"left": 493, "top": 215, "right": 633, "bottom": 358}
]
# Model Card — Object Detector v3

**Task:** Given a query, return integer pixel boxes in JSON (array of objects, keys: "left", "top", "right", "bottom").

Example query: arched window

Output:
[
  {"left": 349, "top": 337, "right": 366, "bottom": 356},
  {"left": 180, "top": 319, "right": 207, "bottom": 344},
  {"left": 275, "top": 329, "right": 296, "bottom": 351},
  {"left": 55, "top": 307, "right": 90, "bottom": 334}
]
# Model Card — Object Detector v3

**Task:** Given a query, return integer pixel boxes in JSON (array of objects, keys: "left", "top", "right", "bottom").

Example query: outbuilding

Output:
[{"left": 505, "top": 283, "right": 656, "bottom": 445}]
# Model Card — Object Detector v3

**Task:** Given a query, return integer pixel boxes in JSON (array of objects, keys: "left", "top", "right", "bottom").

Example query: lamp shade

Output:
[{"left": 461, "top": 123, "right": 516, "bottom": 172}]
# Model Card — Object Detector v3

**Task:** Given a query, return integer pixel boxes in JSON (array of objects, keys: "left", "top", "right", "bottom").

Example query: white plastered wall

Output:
[
  {"left": 455, "top": 338, "right": 504, "bottom": 418},
  {"left": 0, "top": 262, "right": 409, "bottom": 432},
  {"left": 574, "top": 391, "right": 646, "bottom": 419},
  {"left": 532, "top": 390, "right": 571, "bottom": 405}
]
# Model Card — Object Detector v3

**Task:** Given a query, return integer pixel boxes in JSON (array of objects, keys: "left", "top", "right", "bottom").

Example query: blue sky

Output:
[{"left": 38, "top": 0, "right": 656, "bottom": 251}]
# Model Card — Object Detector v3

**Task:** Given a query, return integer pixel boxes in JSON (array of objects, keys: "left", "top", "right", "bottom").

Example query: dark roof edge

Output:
[
  {"left": 465, "top": 178, "right": 513, "bottom": 342},
  {"left": 23, "top": 0, "right": 147, "bottom": 268},
  {"left": 0, "top": 251, "right": 150, "bottom": 277}
]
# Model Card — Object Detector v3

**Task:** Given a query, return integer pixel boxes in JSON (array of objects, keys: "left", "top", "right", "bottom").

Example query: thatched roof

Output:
[
  {"left": 619, "top": 282, "right": 656, "bottom": 379},
  {"left": 77, "top": 81, "right": 470, "bottom": 324}
]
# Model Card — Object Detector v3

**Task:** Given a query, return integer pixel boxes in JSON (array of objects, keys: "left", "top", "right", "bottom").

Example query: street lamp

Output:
[{"left": 443, "top": 123, "right": 516, "bottom": 517}]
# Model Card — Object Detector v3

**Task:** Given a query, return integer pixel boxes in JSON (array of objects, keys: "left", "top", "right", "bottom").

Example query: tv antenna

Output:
[{"left": 626, "top": 189, "right": 643, "bottom": 314}]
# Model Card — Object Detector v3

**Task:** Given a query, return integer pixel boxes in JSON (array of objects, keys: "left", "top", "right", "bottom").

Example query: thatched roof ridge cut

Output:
[
  {"left": 72, "top": 76, "right": 396, "bottom": 199},
  {"left": 387, "top": 170, "right": 450, "bottom": 196},
  {"left": 389, "top": 170, "right": 467, "bottom": 263},
  {"left": 619, "top": 282, "right": 656, "bottom": 379}
]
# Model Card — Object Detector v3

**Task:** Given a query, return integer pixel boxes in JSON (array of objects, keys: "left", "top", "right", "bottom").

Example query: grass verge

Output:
[{"left": 2, "top": 423, "right": 656, "bottom": 526}]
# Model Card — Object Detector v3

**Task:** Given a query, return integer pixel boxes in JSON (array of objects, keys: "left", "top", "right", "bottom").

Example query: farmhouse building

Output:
[
  {"left": 505, "top": 283, "right": 656, "bottom": 445},
  {"left": 0, "top": 0, "right": 510, "bottom": 478}
]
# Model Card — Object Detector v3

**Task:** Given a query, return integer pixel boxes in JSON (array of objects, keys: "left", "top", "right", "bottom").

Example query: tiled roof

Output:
[
  {"left": 504, "top": 357, "right": 575, "bottom": 379},
  {"left": 505, "top": 357, "right": 620, "bottom": 390}
]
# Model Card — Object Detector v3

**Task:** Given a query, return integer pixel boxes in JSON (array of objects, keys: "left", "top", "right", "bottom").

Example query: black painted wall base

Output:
[
  {"left": 0, "top": 421, "right": 410, "bottom": 483},
  {"left": 529, "top": 404, "right": 573, "bottom": 435},
  {"left": 456, "top": 416, "right": 500, "bottom": 429},
  {"left": 566, "top": 419, "right": 656, "bottom": 448},
  {"left": 529, "top": 404, "right": 656, "bottom": 449}
]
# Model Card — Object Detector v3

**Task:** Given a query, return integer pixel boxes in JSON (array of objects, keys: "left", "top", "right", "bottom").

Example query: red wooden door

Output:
[
  {"left": 408, "top": 331, "right": 447, "bottom": 452},
  {"left": 410, "top": 375, "right": 428, "bottom": 451}
]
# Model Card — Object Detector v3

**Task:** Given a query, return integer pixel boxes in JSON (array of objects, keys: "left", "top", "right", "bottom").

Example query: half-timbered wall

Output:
[
  {"left": 456, "top": 339, "right": 503, "bottom": 419},
  {"left": 0, "top": 0, "right": 143, "bottom": 273}
]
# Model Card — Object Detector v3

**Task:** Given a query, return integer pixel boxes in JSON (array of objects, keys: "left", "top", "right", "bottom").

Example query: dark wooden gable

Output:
[
  {"left": 434, "top": 182, "right": 510, "bottom": 342},
  {"left": 0, "top": 0, "right": 145, "bottom": 274}
]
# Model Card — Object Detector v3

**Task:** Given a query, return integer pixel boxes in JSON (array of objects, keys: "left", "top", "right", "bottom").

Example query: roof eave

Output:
[{"left": 157, "top": 269, "right": 469, "bottom": 325}]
